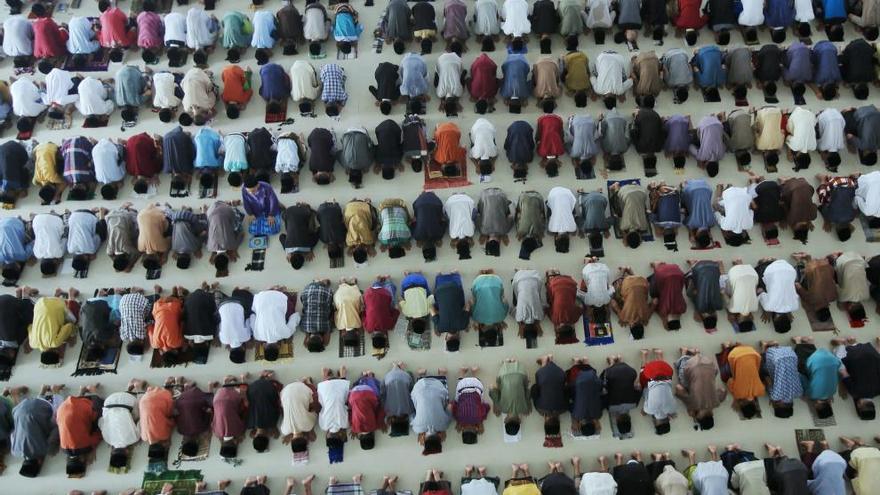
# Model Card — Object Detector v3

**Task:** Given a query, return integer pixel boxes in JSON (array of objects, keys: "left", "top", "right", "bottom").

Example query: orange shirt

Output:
[
  {"left": 139, "top": 387, "right": 175, "bottom": 444},
  {"left": 433, "top": 123, "right": 465, "bottom": 164},
  {"left": 221, "top": 65, "right": 253, "bottom": 105},
  {"left": 149, "top": 297, "right": 184, "bottom": 351},
  {"left": 58, "top": 396, "right": 102, "bottom": 451},
  {"left": 727, "top": 345, "right": 766, "bottom": 400}
]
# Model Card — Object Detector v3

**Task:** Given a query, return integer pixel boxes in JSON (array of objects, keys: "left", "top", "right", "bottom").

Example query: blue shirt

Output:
[
  {"left": 500, "top": 54, "right": 531, "bottom": 99},
  {"left": 259, "top": 63, "right": 291, "bottom": 101},
  {"left": 0, "top": 217, "right": 32, "bottom": 265},
  {"left": 251, "top": 10, "right": 276, "bottom": 49},
  {"left": 784, "top": 42, "right": 813, "bottom": 83},
  {"left": 402, "top": 273, "right": 430, "bottom": 293},
  {"left": 821, "top": 0, "right": 847, "bottom": 21},
  {"left": 332, "top": 11, "right": 363, "bottom": 41},
  {"left": 504, "top": 121, "right": 535, "bottom": 163},
  {"left": 682, "top": 179, "right": 716, "bottom": 230},
  {"left": 693, "top": 46, "right": 726, "bottom": 88},
  {"left": 812, "top": 41, "right": 841, "bottom": 86},
  {"left": 194, "top": 128, "right": 223, "bottom": 169},
  {"left": 802, "top": 348, "right": 841, "bottom": 400},
  {"left": 764, "top": 0, "right": 793, "bottom": 28},
  {"left": 399, "top": 53, "right": 429, "bottom": 97}
]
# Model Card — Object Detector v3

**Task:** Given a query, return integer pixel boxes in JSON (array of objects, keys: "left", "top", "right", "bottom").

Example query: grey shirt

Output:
[
  {"left": 410, "top": 377, "right": 452, "bottom": 434},
  {"left": 612, "top": 184, "right": 649, "bottom": 233},
  {"left": 617, "top": 0, "right": 642, "bottom": 25},
  {"left": 661, "top": 48, "right": 694, "bottom": 87},
  {"left": 384, "top": 0, "right": 413, "bottom": 40},
  {"left": 577, "top": 191, "right": 610, "bottom": 232},
  {"left": 726, "top": 110, "right": 754, "bottom": 151},
  {"left": 338, "top": 129, "right": 375, "bottom": 172},
  {"left": 512, "top": 269, "right": 546, "bottom": 324},
  {"left": 515, "top": 191, "right": 546, "bottom": 239},
  {"left": 687, "top": 260, "right": 724, "bottom": 313},
  {"left": 477, "top": 188, "right": 513, "bottom": 237},
  {"left": 383, "top": 367, "right": 415, "bottom": 417},
  {"left": 171, "top": 210, "right": 204, "bottom": 255},
  {"left": 568, "top": 115, "right": 601, "bottom": 160},
  {"left": 599, "top": 110, "right": 630, "bottom": 155},
  {"left": 12, "top": 397, "right": 59, "bottom": 459},
  {"left": 853, "top": 105, "right": 880, "bottom": 151},
  {"left": 725, "top": 47, "right": 754, "bottom": 86},
  {"left": 207, "top": 201, "right": 244, "bottom": 252},
  {"left": 105, "top": 208, "right": 138, "bottom": 257}
]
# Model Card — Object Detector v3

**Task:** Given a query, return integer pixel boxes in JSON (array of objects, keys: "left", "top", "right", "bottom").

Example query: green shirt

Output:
[
  {"left": 222, "top": 12, "right": 253, "bottom": 48},
  {"left": 489, "top": 361, "right": 530, "bottom": 416}
]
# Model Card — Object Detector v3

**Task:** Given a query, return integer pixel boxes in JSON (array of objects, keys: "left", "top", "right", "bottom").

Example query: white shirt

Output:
[
  {"left": 817, "top": 108, "right": 846, "bottom": 152},
  {"left": 462, "top": 478, "right": 498, "bottom": 495},
  {"left": 67, "top": 211, "right": 101, "bottom": 255},
  {"left": 218, "top": 300, "right": 253, "bottom": 348},
  {"left": 579, "top": 473, "right": 618, "bottom": 495},
  {"left": 436, "top": 52, "right": 463, "bottom": 98},
  {"left": 715, "top": 186, "right": 755, "bottom": 234},
  {"left": 501, "top": 0, "right": 531, "bottom": 36},
  {"left": 67, "top": 16, "right": 100, "bottom": 54},
  {"left": 92, "top": 139, "right": 126, "bottom": 184},
  {"left": 252, "top": 290, "right": 300, "bottom": 344},
  {"left": 164, "top": 12, "right": 187, "bottom": 44},
  {"left": 692, "top": 461, "right": 729, "bottom": 495},
  {"left": 317, "top": 378, "right": 350, "bottom": 433},
  {"left": 470, "top": 118, "right": 497, "bottom": 160},
  {"left": 585, "top": 0, "right": 614, "bottom": 28},
  {"left": 726, "top": 264, "right": 760, "bottom": 314},
  {"left": 43, "top": 69, "right": 79, "bottom": 107},
  {"left": 581, "top": 263, "right": 615, "bottom": 306},
  {"left": 592, "top": 52, "right": 631, "bottom": 96},
  {"left": 290, "top": 61, "right": 320, "bottom": 101},
  {"left": 303, "top": 6, "right": 329, "bottom": 41},
  {"left": 547, "top": 186, "right": 577, "bottom": 234},
  {"left": 794, "top": 0, "right": 815, "bottom": 21},
  {"left": 10, "top": 78, "right": 47, "bottom": 117},
  {"left": 251, "top": 10, "right": 276, "bottom": 49},
  {"left": 186, "top": 7, "right": 217, "bottom": 49},
  {"left": 758, "top": 259, "right": 800, "bottom": 313},
  {"left": 786, "top": 107, "right": 817, "bottom": 153},
  {"left": 76, "top": 77, "right": 115, "bottom": 116},
  {"left": 98, "top": 392, "right": 140, "bottom": 449},
  {"left": 444, "top": 193, "right": 476, "bottom": 239},
  {"left": 181, "top": 68, "right": 216, "bottom": 113},
  {"left": 275, "top": 136, "right": 302, "bottom": 173},
  {"left": 738, "top": 0, "right": 764, "bottom": 26},
  {"left": 280, "top": 382, "right": 318, "bottom": 436},
  {"left": 32, "top": 213, "right": 66, "bottom": 259},
  {"left": 474, "top": 0, "right": 501, "bottom": 35},
  {"left": 2, "top": 16, "right": 33, "bottom": 57},
  {"left": 855, "top": 171, "right": 880, "bottom": 216},
  {"left": 152, "top": 72, "right": 180, "bottom": 109},
  {"left": 642, "top": 380, "right": 676, "bottom": 419}
]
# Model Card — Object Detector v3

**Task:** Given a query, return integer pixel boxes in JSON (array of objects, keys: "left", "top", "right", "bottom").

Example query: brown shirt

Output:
[
  {"left": 532, "top": 57, "right": 562, "bottom": 99},
  {"left": 618, "top": 276, "right": 652, "bottom": 325},
  {"left": 800, "top": 259, "right": 838, "bottom": 309},
  {"left": 633, "top": 51, "right": 662, "bottom": 97},
  {"left": 137, "top": 204, "right": 170, "bottom": 255},
  {"left": 781, "top": 177, "right": 817, "bottom": 226},
  {"left": 678, "top": 354, "right": 727, "bottom": 412}
]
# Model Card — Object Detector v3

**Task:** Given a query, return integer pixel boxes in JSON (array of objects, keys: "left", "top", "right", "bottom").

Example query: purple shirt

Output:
[
  {"left": 137, "top": 12, "right": 164, "bottom": 49},
  {"left": 212, "top": 386, "right": 247, "bottom": 439},
  {"left": 175, "top": 386, "right": 212, "bottom": 437},
  {"left": 784, "top": 42, "right": 813, "bottom": 84},
  {"left": 242, "top": 181, "right": 282, "bottom": 218},
  {"left": 664, "top": 115, "right": 690, "bottom": 154},
  {"left": 689, "top": 115, "right": 726, "bottom": 162}
]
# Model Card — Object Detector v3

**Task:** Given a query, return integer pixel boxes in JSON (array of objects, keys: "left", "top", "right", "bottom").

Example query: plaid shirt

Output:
[
  {"left": 119, "top": 292, "right": 150, "bottom": 341},
  {"left": 378, "top": 198, "right": 411, "bottom": 246},
  {"left": 61, "top": 137, "right": 95, "bottom": 184},
  {"left": 320, "top": 63, "right": 348, "bottom": 104},
  {"left": 817, "top": 176, "right": 856, "bottom": 206},
  {"left": 299, "top": 282, "right": 333, "bottom": 334}
]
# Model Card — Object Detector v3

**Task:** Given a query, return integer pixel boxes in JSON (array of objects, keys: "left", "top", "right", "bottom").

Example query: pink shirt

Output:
[
  {"left": 99, "top": 7, "right": 136, "bottom": 47},
  {"left": 137, "top": 11, "right": 164, "bottom": 49}
]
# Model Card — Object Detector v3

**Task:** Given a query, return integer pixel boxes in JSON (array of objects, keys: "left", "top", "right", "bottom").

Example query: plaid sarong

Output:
[
  {"left": 248, "top": 214, "right": 282, "bottom": 236},
  {"left": 328, "top": 483, "right": 362, "bottom": 495},
  {"left": 339, "top": 330, "right": 366, "bottom": 357}
]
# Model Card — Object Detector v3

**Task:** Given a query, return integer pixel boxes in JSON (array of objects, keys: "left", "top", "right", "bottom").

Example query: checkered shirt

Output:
[
  {"left": 61, "top": 137, "right": 95, "bottom": 184},
  {"left": 320, "top": 63, "right": 348, "bottom": 104},
  {"left": 119, "top": 292, "right": 150, "bottom": 341},
  {"left": 299, "top": 282, "right": 333, "bottom": 334}
]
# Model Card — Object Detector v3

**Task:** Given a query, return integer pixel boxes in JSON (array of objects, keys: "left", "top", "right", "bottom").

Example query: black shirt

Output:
[
  {"left": 706, "top": 0, "right": 737, "bottom": 28},
  {"left": 375, "top": 119, "right": 404, "bottom": 166},
  {"left": 612, "top": 463, "right": 653, "bottom": 495},
  {"left": 600, "top": 362, "right": 641, "bottom": 406},
  {"left": 842, "top": 342, "right": 880, "bottom": 400},
  {"left": 374, "top": 63, "right": 401, "bottom": 101},
  {"left": 755, "top": 45, "right": 783, "bottom": 82},
  {"left": 247, "top": 127, "right": 277, "bottom": 171},
  {"left": 641, "top": 0, "right": 669, "bottom": 26},
  {"left": 841, "top": 39, "right": 876, "bottom": 84},
  {"left": 276, "top": 4, "right": 304, "bottom": 42},
  {"left": 317, "top": 202, "right": 346, "bottom": 246},
  {"left": 308, "top": 128, "right": 335, "bottom": 173},
  {"left": 0, "top": 295, "right": 33, "bottom": 345},
  {"left": 533, "top": 362, "right": 567, "bottom": 413},
  {"left": 412, "top": 192, "right": 445, "bottom": 242},
  {"left": 631, "top": 108, "right": 664, "bottom": 154},
  {"left": 753, "top": 180, "right": 784, "bottom": 224},
  {"left": 282, "top": 204, "right": 319, "bottom": 250},
  {"left": 80, "top": 299, "right": 114, "bottom": 345},
  {"left": 531, "top": 0, "right": 559, "bottom": 34},
  {"left": 411, "top": 2, "right": 436, "bottom": 31},
  {"left": 539, "top": 473, "right": 577, "bottom": 495},
  {"left": 163, "top": 126, "right": 196, "bottom": 175},
  {"left": 183, "top": 289, "right": 218, "bottom": 338},
  {"left": 246, "top": 377, "right": 282, "bottom": 429}
]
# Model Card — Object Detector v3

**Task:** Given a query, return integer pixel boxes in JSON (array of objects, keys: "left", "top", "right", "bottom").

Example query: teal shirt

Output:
[
  {"left": 222, "top": 12, "right": 252, "bottom": 48},
  {"left": 802, "top": 348, "right": 841, "bottom": 400},
  {"left": 115, "top": 65, "right": 147, "bottom": 107},
  {"left": 471, "top": 274, "right": 509, "bottom": 325}
]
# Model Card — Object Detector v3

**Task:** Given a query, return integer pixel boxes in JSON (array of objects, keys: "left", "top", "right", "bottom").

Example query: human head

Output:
[
  {"left": 253, "top": 434, "right": 269, "bottom": 452},
  {"left": 504, "top": 417, "right": 521, "bottom": 435},
  {"left": 226, "top": 48, "right": 240, "bottom": 63},
  {"left": 541, "top": 99, "right": 555, "bottom": 114},
  {"left": 305, "top": 334, "right": 325, "bottom": 353},
  {"left": 603, "top": 96, "right": 616, "bottom": 110},
  {"left": 740, "top": 400, "right": 758, "bottom": 418},
  {"left": 359, "top": 432, "right": 376, "bottom": 450},
  {"left": 30, "top": 2, "right": 47, "bottom": 16},
  {"left": 39, "top": 259, "right": 57, "bottom": 276},
  {"left": 821, "top": 84, "right": 837, "bottom": 101},
  {"left": 481, "top": 37, "right": 494, "bottom": 52},
  {"left": 456, "top": 239, "right": 471, "bottom": 260},
  {"left": 142, "top": 255, "right": 160, "bottom": 272},
  {"left": 178, "top": 112, "right": 193, "bottom": 126},
  {"left": 815, "top": 401, "right": 833, "bottom": 419},
  {"left": 702, "top": 314, "right": 717, "bottom": 330},
  {"left": 625, "top": 231, "right": 642, "bottom": 249},
  {"left": 643, "top": 154, "right": 657, "bottom": 170},
  {"left": 485, "top": 238, "right": 500, "bottom": 256},
  {"left": 794, "top": 153, "right": 811, "bottom": 170},
  {"left": 126, "top": 341, "right": 144, "bottom": 356},
  {"left": 219, "top": 441, "right": 238, "bottom": 458},
  {"left": 291, "top": 436, "right": 309, "bottom": 453},
  {"left": 738, "top": 319, "right": 754, "bottom": 332},
  {"left": 352, "top": 246, "right": 368, "bottom": 264},
  {"left": 773, "top": 403, "right": 793, "bottom": 418},
  {"left": 16, "top": 118, "right": 34, "bottom": 133},
  {"left": 66, "top": 456, "right": 86, "bottom": 476},
  {"left": 857, "top": 400, "right": 876, "bottom": 420},
  {"left": 860, "top": 150, "right": 878, "bottom": 166},
  {"left": 732, "top": 85, "right": 747, "bottom": 100},
  {"left": 640, "top": 94, "right": 655, "bottom": 109},
  {"left": 685, "top": 30, "right": 698, "bottom": 45},
  {"left": 71, "top": 255, "right": 89, "bottom": 273},
  {"left": 1, "top": 263, "right": 20, "bottom": 281},
  {"left": 545, "top": 159, "right": 559, "bottom": 177},
  {"left": 793, "top": 225, "right": 810, "bottom": 244},
  {"left": 674, "top": 86, "right": 689, "bottom": 103},
  {"left": 608, "top": 154, "right": 624, "bottom": 170},
  {"left": 109, "top": 448, "right": 128, "bottom": 468},
  {"left": 371, "top": 332, "right": 387, "bottom": 349},
  {"left": 37, "top": 58, "right": 54, "bottom": 74},
  {"left": 826, "top": 151, "right": 841, "bottom": 168},
  {"left": 854, "top": 83, "right": 869, "bottom": 100},
  {"left": 421, "top": 38, "right": 433, "bottom": 54},
  {"left": 770, "top": 28, "right": 785, "bottom": 43},
  {"left": 511, "top": 38, "right": 524, "bottom": 52},
  {"left": 697, "top": 414, "right": 714, "bottom": 430},
  {"left": 461, "top": 430, "right": 478, "bottom": 444},
  {"left": 263, "top": 343, "right": 280, "bottom": 362},
  {"left": 574, "top": 91, "right": 587, "bottom": 107},
  {"left": 228, "top": 346, "right": 246, "bottom": 364},
  {"left": 772, "top": 313, "right": 791, "bottom": 333},
  {"left": 630, "top": 324, "right": 644, "bottom": 340},
  {"left": 243, "top": 175, "right": 259, "bottom": 190},
  {"left": 718, "top": 30, "right": 730, "bottom": 45},
  {"left": 765, "top": 151, "right": 779, "bottom": 167},
  {"left": 181, "top": 439, "right": 200, "bottom": 457},
  {"left": 554, "top": 234, "right": 569, "bottom": 252},
  {"left": 616, "top": 413, "right": 632, "bottom": 434},
  {"left": 309, "top": 42, "right": 322, "bottom": 56},
  {"left": 865, "top": 26, "right": 880, "bottom": 41},
  {"left": 38, "top": 185, "right": 56, "bottom": 205},
  {"left": 445, "top": 336, "right": 460, "bottom": 352},
  {"left": 694, "top": 229, "right": 711, "bottom": 249},
  {"left": 109, "top": 48, "right": 124, "bottom": 63},
  {"left": 815, "top": 307, "right": 832, "bottom": 322},
  {"left": 193, "top": 50, "right": 208, "bottom": 66},
  {"left": 539, "top": 37, "right": 551, "bottom": 53},
  {"left": 654, "top": 420, "right": 671, "bottom": 435},
  {"left": 326, "top": 103, "right": 340, "bottom": 117},
  {"left": 411, "top": 318, "right": 427, "bottom": 334},
  {"left": 255, "top": 48, "right": 270, "bottom": 64}
]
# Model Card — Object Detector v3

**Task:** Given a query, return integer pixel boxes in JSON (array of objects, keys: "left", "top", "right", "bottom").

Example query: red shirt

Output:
[
  {"left": 536, "top": 114, "right": 565, "bottom": 158},
  {"left": 57, "top": 396, "right": 102, "bottom": 451},
  {"left": 653, "top": 263, "right": 687, "bottom": 317},
  {"left": 348, "top": 388, "right": 384, "bottom": 433},
  {"left": 33, "top": 18, "right": 69, "bottom": 58},
  {"left": 639, "top": 360, "right": 674, "bottom": 389},
  {"left": 99, "top": 7, "right": 137, "bottom": 48},
  {"left": 363, "top": 286, "right": 400, "bottom": 332},
  {"left": 468, "top": 54, "right": 499, "bottom": 100},
  {"left": 125, "top": 133, "right": 162, "bottom": 178},
  {"left": 674, "top": 0, "right": 708, "bottom": 29},
  {"left": 221, "top": 65, "right": 254, "bottom": 105},
  {"left": 547, "top": 275, "right": 581, "bottom": 326}
]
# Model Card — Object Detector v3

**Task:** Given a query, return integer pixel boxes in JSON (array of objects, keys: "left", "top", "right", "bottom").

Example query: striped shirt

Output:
[
  {"left": 378, "top": 199, "right": 412, "bottom": 246},
  {"left": 817, "top": 176, "right": 856, "bottom": 205},
  {"left": 61, "top": 137, "right": 94, "bottom": 184}
]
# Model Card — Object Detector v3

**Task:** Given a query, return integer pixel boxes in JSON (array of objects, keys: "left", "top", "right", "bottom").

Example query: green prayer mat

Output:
[
  {"left": 142, "top": 469, "right": 203, "bottom": 495},
  {"left": 406, "top": 328, "right": 431, "bottom": 350}
]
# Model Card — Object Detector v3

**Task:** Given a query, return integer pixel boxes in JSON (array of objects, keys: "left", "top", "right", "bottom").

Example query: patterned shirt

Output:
[
  {"left": 817, "top": 176, "right": 856, "bottom": 206},
  {"left": 762, "top": 346, "right": 803, "bottom": 402},
  {"left": 61, "top": 137, "right": 95, "bottom": 184},
  {"left": 377, "top": 199, "right": 412, "bottom": 246},
  {"left": 453, "top": 377, "right": 490, "bottom": 426},
  {"left": 299, "top": 282, "right": 333, "bottom": 334},
  {"left": 319, "top": 63, "right": 348, "bottom": 104},
  {"left": 119, "top": 292, "right": 150, "bottom": 341}
]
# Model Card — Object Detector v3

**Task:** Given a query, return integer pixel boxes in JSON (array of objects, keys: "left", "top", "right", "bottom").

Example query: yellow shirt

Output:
[
  {"left": 333, "top": 283, "right": 363, "bottom": 330},
  {"left": 754, "top": 107, "right": 784, "bottom": 151},
  {"left": 502, "top": 482, "right": 541, "bottom": 495},
  {"left": 851, "top": 447, "right": 880, "bottom": 494},
  {"left": 32, "top": 142, "right": 63, "bottom": 186},
  {"left": 344, "top": 201, "right": 376, "bottom": 247},
  {"left": 28, "top": 297, "right": 76, "bottom": 351},
  {"left": 399, "top": 287, "right": 429, "bottom": 318}
]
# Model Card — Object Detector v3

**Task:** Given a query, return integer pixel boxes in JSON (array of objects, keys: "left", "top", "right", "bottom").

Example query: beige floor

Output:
[{"left": 2, "top": 0, "right": 878, "bottom": 493}]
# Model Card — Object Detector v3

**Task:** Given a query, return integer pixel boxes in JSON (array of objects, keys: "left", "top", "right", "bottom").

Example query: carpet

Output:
[
  {"left": 478, "top": 327, "right": 504, "bottom": 347},
  {"left": 62, "top": 48, "right": 110, "bottom": 72},
  {"left": 108, "top": 451, "right": 131, "bottom": 474},
  {"left": 173, "top": 432, "right": 212, "bottom": 466},
  {"left": 405, "top": 327, "right": 431, "bottom": 350},
  {"left": 47, "top": 113, "right": 72, "bottom": 130},
  {"left": 859, "top": 215, "right": 880, "bottom": 242},
  {"left": 142, "top": 469, "right": 203, "bottom": 495},
  {"left": 424, "top": 154, "right": 470, "bottom": 190},
  {"left": 370, "top": 334, "right": 390, "bottom": 359},
  {"left": 607, "top": 179, "right": 654, "bottom": 242},
  {"left": 805, "top": 307, "right": 837, "bottom": 333},
  {"left": 83, "top": 114, "right": 110, "bottom": 128},
  {"left": 149, "top": 348, "right": 194, "bottom": 368},
  {"left": 808, "top": 401, "right": 836, "bottom": 427},
  {"left": 170, "top": 180, "right": 191, "bottom": 198},
  {"left": 265, "top": 102, "right": 288, "bottom": 124},
  {"left": 339, "top": 329, "right": 366, "bottom": 358},
  {"left": 71, "top": 342, "right": 121, "bottom": 376},
  {"left": 254, "top": 339, "right": 294, "bottom": 362},
  {"left": 583, "top": 310, "right": 614, "bottom": 346},
  {"left": 0, "top": 348, "right": 18, "bottom": 381},
  {"left": 795, "top": 428, "right": 826, "bottom": 456}
]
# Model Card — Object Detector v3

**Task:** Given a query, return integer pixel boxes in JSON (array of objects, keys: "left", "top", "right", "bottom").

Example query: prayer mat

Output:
[
  {"left": 848, "top": 313, "right": 867, "bottom": 328},
  {"left": 372, "top": 37, "right": 384, "bottom": 54},
  {"left": 329, "top": 482, "right": 364, "bottom": 495},
  {"left": 83, "top": 114, "right": 110, "bottom": 128},
  {"left": 805, "top": 307, "right": 837, "bottom": 332},
  {"left": 309, "top": 46, "right": 328, "bottom": 59},
  {"left": 702, "top": 87, "right": 721, "bottom": 102},
  {"left": 173, "top": 432, "right": 212, "bottom": 466},
  {"left": 328, "top": 443, "right": 344, "bottom": 464},
  {"left": 543, "top": 434, "right": 562, "bottom": 448},
  {"left": 664, "top": 233, "right": 678, "bottom": 252},
  {"left": 588, "top": 235, "right": 604, "bottom": 258},
  {"left": 108, "top": 451, "right": 131, "bottom": 474},
  {"left": 460, "top": 479, "right": 499, "bottom": 491},
  {"left": 424, "top": 156, "right": 470, "bottom": 190},
  {"left": 583, "top": 310, "right": 614, "bottom": 346},
  {"left": 149, "top": 348, "right": 194, "bottom": 368},
  {"left": 62, "top": 48, "right": 110, "bottom": 72},
  {"left": 859, "top": 215, "right": 880, "bottom": 241},
  {"left": 479, "top": 327, "right": 505, "bottom": 347},
  {"left": 554, "top": 328, "right": 579, "bottom": 345},
  {"left": 339, "top": 329, "right": 366, "bottom": 358},
  {"left": 170, "top": 180, "right": 191, "bottom": 198},
  {"left": 763, "top": 87, "right": 779, "bottom": 104},
  {"left": 608, "top": 412, "right": 633, "bottom": 439},
  {"left": 72, "top": 342, "right": 121, "bottom": 376},
  {"left": 246, "top": 248, "right": 266, "bottom": 272},
  {"left": 146, "top": 267, "right": 162, "bottom": 280},
  {"left": 808, "top": 401, "right": 836, "bottom": 427},
  {"left": 47, "top": 113, "right": 72, "bottom": 130},
  {"left": 574, "top": 162, "right": 596, "bottom": 180},
  {"left": 265, "top": 102, "right": 288, "bottom": 124},
  {"left": 795, "top": 428, "right": 826, "bottom": 456},
  {"left": 249, "top": 216, "right": 281, "bottom": 236},
  {"left": 607, "top": 179, "right": 654, "bottom": 242},
  {"left": 254, "top": 339, "right": 294, "bottom": 362},
  {"left": 292, "top": 449, "right": 310, "bottom": 465},
  {"left": 406, "top": 328, "right": 431, "bottom": 350},
  {"left": 569, "top": 430, "right": 600, "bottom": 440},
  {"left": 0, "top": 348, "right": 18, "bottom": 381},
  {"left": 142, "top": 469, "right": 203, "bottom": 494}
]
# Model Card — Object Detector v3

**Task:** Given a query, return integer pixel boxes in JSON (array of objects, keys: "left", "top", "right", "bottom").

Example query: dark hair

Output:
[
  {"left": 167, "top": 46, "right": 183, "bottom": 66},
  {"left": 219, "top": 441, "right": 238, "bottom": 458},
  {"left": 171, "top": 253, "right": 190, "bottom": 270},
  {"left": 352, "top": 247, "right": 368, "bottom": 264},
  {"left": 243, "top": 175, "right": 259, "bottom": 189},
  {"left": 422, "top": 434, "right": 442, "bottom": 455},
  {"left": 229, "top": 346, "right": 246, "bottom": 363},
  {"left": 193, "top": 50, "right": 208, "bottom": 66},
  {"left": 223, "top": 103, "right": 241, "bottom": 120},
  {"left": 603, "top": 96, "right": 616, "bottom": 110},
  {"left": 226, "top": 172, "right": 242, "bottom": 188},
  {"left": 770, "top": 28, "right": 785, "bottom": 43},
  {"left": 791, "top": 82, "right": 806, "bottom": 96},
  {"left": 772, "top": 314, "right": 791, "bottom": 333},
  {"left": 305, "top": 334, "right": 325, "bottom": 352},
  {"left": 19, "top": 458, "right": 41, "bottom": 478},
  {"left": 142, "top": 256, "right": 160, "bottom": 271},
  {"left": 178, "top": 112, "right": 194, "bottom": 127},
  {"left": 692, "top": 229, "right": 710, "bottom": 249},
  {"left": 485, "top": 238, "right": 500, "bottom": 256},
  {"left": 827, "top": 151, "right": 841, "bottom": 167},
  {"left": 155, "top": 107, "right": 172, "bottom": 123},
  {"left": 16, "top": 118, "right": 34, "bottom": 132},
  {"left": 326, "top": 103, "right": 340, "bottom": 117},
  {"left": 71, "top": 255, "right": 90, "bottom": 272},
  {"left": 857, "top": 401, "right": 876, "bottom": 420},
  {"left": 541, "top": 99, "right": 555, "bottom": 114},
  {"left": 854, "top": 83, "right": 869, "bottom": 100},
  {"left": 685, "top": 30, "right": 698, "bottom": 45},
  {"left": 718, "top": 30, "right": 730, "bottom": 45},
  {"left": 539, "top": 37, "right": 551, "bottom": 53},
  {"left": 39, "top": 259, "right": 57, "bottom": 276},
  {"left": 264, "top": 343, "right": 280, "bottom": 361},
  {"left": 674, "top": 86, "right": 689, "bottom": 103},
  {"left": 862, "top": 150, "right": 878, "bottom": 166},
  {"left": 773, "top": 403, "right": 794, "bottom": 418},
  {"left": 253, "top": 434, "right": 270, "bottom": 452},
  {"left": 630, "top": 324, "right": 644, "bottom": 340},
  {"left": 391, "top": 40, "right": 406, "bottom": 55},
  {"left": 696, "top": 414, "right": 714, "bottom": 430},
  {"left": 381, "top": 167, "right": 395, "bottom": 180},
  {"left": 554, "top": 234, "right": 569, "bottom": 252},
  {"left": 667, "top": 319, "right": 681, "bottom": 330},
  {"left": 291, "top": 436, "right": 309, "bottom": 452},
  {"left": 738, "top": 319, "right": 754, "bottom": 332},
  {"left": 109, "top": 449, "right": 128, "bottom": 468},
  {"left": 66, "top": 456, "right": 86, "bottom": 476},
  {"left": 411, "top": 318, "right": 427, "bottom": 334},
  {"left": 654, "top": 420, "right": 671, "bottom": 435},
  {"left": 579, "top": 421, "right": 596, "bottom": 436},
  {"left": 109, "top": 48, "right": 124, "bottom": 63},
  {"left": 815, "top": 307, "right": 831, "bottom": 322},
  {"left": 371, "top": 333, "right": 388, "bottom": 349},
  {"left": 37, "top": 59, "right": 53, "bottom": 74},
  {"left": 1, "top": 263, "right": 21, "bottom": 281},
  {"left": 865, "top": 26, "right": 880, "bottom": 41},
  {"left": 625, "top": 231, "right": 642, "bottom": 249},
  {"left": 504, "top": 418, "right": 521, "bottom": 435},
  {"left": 148, "top": 443, "right": 166, "bottom": 459},
  {"left": 126, "top": 341, "right": 145, "bottom": 355},
  {"left": 740, "top": 400, "right": 758, "bottom": 418},
  {"left": 445, "top": 336, "right": 460, "bottom": 352},
  {"left": 481, "top": 37, "right": 495, "bottom": 52},
  {"left": 290, "top": 252, "right": 305, "bottom": 270},
  {"left": 119, "top": 106, "right": 139, "bottom": 123},
  {"left": 565, "top": 35, "right": 578, "bottom": 51},
  {"left": 511, "top": 38, "right": 523, "bottom": 52},
  {"left": 421, "top": 38, "right": 433, "bottom": 54},
  {"left": 702, "top": 315, "right": 718, "bottom": 330},
  {"left": 764, "top": 81, "right": 777, "bottom": 96},
  {"left": 456, "top": 239, "right": 471, "bottom": 259},
  {"left": 848, "top": 302, "right": 866, "bottom": 321},
  {"left": 388, "top": 245, "right": 406, "bottom": 259},
  {"left": 359, "top": 432, "right": 375, "bottom": 450},
  {"left": 640, "top": 95, "right": 655, "bottom": 109},
  {"left": 543, "top": 416, "right": 560, "bottom": 435},
  {"left": 616, "top": 413, "right": 632, "bottom": 434},
  {"left": 30, "top": 2, "right": 47, "bottom": 16},
  {"left": 815, "top": 401, "right": 834, "bottom": 419},
  {"left": 545, "top": 159, "right": 558, "bottom": 177},
  {"left": 608, "top": 154, "right": 624, "bottom": 170},
  {"left": 181, "top": 439, "right": 200, "bottom": 457},
  {"left": 574, "top": 91, "right": 587, "bottom": 107},
  {"left": 821, "top": 84, "right": 837, "bottom": 101},
  {"left": 794, "top": 153, "right": 811, "bottom": 170},
  {"left": 38, "top": 185, "right": 56, "bottom": 205},
  {"left": 793, "top": 226, "right": 809, "bottom": 244},
  {"left": 378, "top": 99, "right": 393, "bottom": 115},
  {"left": 461, "top": 430, "right": 478, "bottom": 444},
  {"left": 796, "top": 22, "right": 810, "bottom": 37}
]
